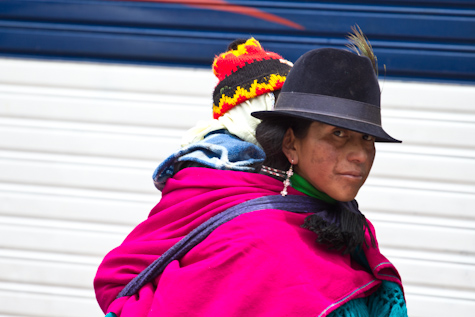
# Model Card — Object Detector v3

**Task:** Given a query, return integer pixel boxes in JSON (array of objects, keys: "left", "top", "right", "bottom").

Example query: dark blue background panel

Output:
[{"left": 0, "top": 0, "right": 474, "bottom": 83}]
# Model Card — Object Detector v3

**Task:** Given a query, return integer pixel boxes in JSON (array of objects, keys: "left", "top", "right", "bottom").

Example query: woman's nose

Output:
[{"left": 347, "top": 139, "right": 370, "bottom": 164}]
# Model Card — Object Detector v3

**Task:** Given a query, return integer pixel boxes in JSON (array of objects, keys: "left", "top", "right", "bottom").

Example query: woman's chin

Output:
[{"left": 326, "top": 188, "right": 360, "bottom": 202}]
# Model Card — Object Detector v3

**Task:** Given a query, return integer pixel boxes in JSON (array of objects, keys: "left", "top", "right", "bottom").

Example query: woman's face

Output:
[{"left": 283, "top": 121, "right": 376, "bottom": 202}]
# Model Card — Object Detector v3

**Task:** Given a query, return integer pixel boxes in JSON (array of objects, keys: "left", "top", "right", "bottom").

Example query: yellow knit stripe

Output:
[
  {"left": 213, "top": 74, "right": 286, "bottom": 116},
  {"left": 229, "top": 37, "right": 261, "bottom": 57},
  {"left": 212, "top": 38, "right": 261, "bottom": 71}
]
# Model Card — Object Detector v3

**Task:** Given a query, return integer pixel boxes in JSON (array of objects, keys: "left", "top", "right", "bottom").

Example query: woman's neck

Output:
[{"left": 290, "top": 173, "right": 336, "bottom": 204}]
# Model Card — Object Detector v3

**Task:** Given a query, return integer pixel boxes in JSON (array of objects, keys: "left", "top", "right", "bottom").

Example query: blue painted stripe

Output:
[
  {"left": 1, "top": 1, "right": 474, "bottom": 41},
  {"left": 0, "top": 0, "right": 474, "bottom": 83}
]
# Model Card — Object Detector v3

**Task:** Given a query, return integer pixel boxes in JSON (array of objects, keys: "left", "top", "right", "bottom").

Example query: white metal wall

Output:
[{"left": 0, "top": 58, "right": 473, "bottom": 316}]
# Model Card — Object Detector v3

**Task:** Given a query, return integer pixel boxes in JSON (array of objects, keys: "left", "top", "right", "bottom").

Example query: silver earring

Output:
[{"left": 280, "top": 161, "right": 294, "bottom": 196}]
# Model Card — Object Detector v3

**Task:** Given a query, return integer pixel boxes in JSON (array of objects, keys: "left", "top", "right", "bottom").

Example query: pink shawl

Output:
[{"left": 94, "top": 168, "right": 402, "bottom": 316}]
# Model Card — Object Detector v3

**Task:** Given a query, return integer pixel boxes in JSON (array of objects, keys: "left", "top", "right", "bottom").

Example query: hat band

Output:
[{"left": 275, "top": 92, "right": 381, "bottom": 126}]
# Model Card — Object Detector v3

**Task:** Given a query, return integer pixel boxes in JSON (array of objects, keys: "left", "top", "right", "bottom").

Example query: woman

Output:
[
  {"left": 94, "top": 30, "right": 407, "bottom": 316},
  {"left": 251, "top": 44, "right": 407, "bottom": 316}
]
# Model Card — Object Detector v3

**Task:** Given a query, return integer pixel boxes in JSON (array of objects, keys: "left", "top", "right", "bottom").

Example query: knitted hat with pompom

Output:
[{"left": 212, "top": 38, "right": 292, "bottom": 119}]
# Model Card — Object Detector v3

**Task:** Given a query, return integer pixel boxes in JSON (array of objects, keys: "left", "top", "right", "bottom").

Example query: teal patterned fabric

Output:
[{"left": 105, "top": 313, "right": 117, "bottom": 317}]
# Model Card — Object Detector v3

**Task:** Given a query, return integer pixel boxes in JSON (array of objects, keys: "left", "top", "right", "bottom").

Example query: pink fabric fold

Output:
[{"left": 94, "top": 168, "right": 402, "bottom": 316}]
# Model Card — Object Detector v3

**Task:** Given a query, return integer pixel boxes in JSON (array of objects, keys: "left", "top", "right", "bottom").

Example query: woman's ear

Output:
[{"left": 282, "top": 128, "right": 299, "bottom": 165}]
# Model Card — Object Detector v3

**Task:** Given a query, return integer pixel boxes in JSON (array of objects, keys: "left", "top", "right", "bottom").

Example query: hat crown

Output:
[
  {"left": 212, "top": 38, "right": 284, "bottom": 81},
  {"left": 282, "top": 48, "right": 380, "bottom": 107},
  {"left": 252, "top": 47, "right": 401, "bottom": 143}
]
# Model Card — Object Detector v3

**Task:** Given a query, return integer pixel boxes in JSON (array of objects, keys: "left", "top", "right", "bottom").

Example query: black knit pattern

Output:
[{"left": 213, "top": 59, "right": 291, "bottom": 106}]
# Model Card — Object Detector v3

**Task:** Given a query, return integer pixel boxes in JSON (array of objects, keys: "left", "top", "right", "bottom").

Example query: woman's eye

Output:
[{"left": 363, "top": 134, "right": 375, "bottom": 141}]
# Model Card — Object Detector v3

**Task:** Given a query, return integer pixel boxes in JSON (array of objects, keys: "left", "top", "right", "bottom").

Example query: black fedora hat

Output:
[{"left": 252, "top": 48, "right": 401, "bottom": 143}]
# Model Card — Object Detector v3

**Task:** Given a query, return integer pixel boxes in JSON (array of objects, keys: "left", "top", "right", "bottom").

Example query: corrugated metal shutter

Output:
[
  {"left": 0, "top": 57, "right": 474, "bottom": 316},
  {"left": 0, "top": 58, "right": 214, "bottom": 316},
  {"left": 0, "top": 0, "right": 474, "bottom": 83}
]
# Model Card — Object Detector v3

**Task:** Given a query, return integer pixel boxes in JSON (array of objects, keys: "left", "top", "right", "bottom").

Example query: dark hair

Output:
[
  {"left": 255, "top": 116, "right": 312, "bottom": 170},
  {"left": 256, "top": 115, "right": 376, "bottom": 255},
  {"left": 302, "top": 202, "right": 376, "bottom": 255}
]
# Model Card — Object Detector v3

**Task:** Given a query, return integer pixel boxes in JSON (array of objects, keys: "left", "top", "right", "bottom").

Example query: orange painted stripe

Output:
[{"left": 121, "top": 0, "right": 304, "bottom": 30}]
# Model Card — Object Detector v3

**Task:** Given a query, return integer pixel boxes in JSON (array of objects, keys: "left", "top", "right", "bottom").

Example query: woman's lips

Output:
[{"left": 338, "top": 171, "right": 363, "bottom": 179}]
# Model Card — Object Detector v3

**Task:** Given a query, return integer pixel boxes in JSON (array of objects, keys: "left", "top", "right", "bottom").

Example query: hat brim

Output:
[{"left": 252, "top": 110, "right": 401, "bottom": 143}]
